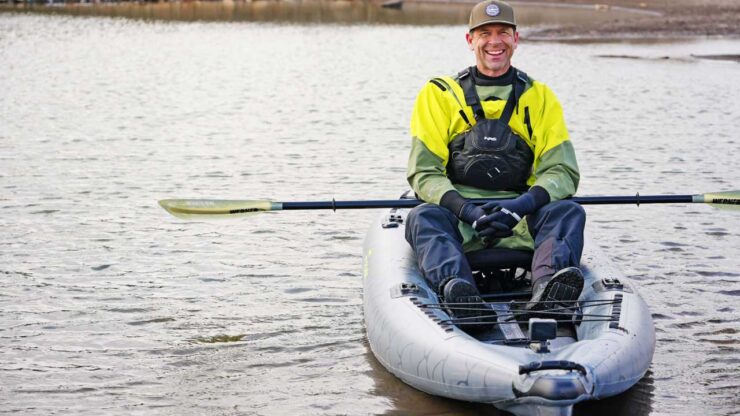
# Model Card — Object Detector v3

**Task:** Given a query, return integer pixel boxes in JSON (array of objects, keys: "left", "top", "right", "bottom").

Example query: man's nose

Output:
[{"left": 485, "top": 35, "right": 501, "bottom": 45}]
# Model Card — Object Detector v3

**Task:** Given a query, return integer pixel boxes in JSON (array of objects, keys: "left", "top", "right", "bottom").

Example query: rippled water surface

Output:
[{"left": 1, "top": 12, "right": 739, "bottom": 416}]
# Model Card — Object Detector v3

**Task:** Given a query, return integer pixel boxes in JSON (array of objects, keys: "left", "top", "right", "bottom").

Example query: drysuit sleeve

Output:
[{"left": 528, "top": 84, "right": 580, "bottom": 201}]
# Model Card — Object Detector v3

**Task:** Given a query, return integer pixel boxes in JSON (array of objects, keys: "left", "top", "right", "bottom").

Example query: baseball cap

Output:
[{"left": 469, "top": 0, "right": 516, "bottom": 31}]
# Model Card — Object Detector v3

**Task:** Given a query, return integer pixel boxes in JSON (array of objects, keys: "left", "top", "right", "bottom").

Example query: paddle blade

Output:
[
  {"left": 696, "top": 191, "right": 740, "bottom": 211},
  {"left": 158, "top": 199, "right": 282, "bottom": 219}
]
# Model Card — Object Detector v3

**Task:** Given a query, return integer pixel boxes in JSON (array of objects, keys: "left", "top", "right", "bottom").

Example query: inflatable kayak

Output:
[{"left": 362, "top": 199, "right": 656, "bottom": 416}]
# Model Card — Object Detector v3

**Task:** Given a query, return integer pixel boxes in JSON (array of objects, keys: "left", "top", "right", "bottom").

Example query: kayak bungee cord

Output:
[
  {"left": 424, "top": 298, "right": 621, "bottom": 327},
  {"left": 421, "top": 298, "right": 618, "bottom": 308},
  {"left": 442, "top": 318, "right": 617, "bottom": 327}
]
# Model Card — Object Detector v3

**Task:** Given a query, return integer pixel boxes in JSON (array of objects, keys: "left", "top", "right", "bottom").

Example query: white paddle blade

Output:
[
  {"left": 158, "top": 199, "right": 282, "bottom": 219},
  {"left": 695, "top": 191, "right": 740, "bottom": 211}
]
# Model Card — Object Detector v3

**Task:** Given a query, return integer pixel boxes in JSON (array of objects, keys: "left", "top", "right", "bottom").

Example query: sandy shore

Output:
[{"left": 514, "top": 0, "right": 740, "bottom": 39}]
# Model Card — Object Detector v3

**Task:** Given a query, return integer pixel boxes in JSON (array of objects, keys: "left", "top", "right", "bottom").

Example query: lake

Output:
[{"left": 1, "top": 4, "right": 739, "bottom": 415}]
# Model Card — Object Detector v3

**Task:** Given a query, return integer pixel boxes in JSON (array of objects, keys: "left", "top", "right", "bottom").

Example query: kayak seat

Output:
[
  {"left": 466, "top": 248, "right": 533, "bottom": 272},
  {"left": 467, "top": 248, "right": 533, "bottom": 294}
]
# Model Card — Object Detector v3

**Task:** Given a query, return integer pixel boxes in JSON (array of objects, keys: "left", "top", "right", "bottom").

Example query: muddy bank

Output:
[
  {"left": 399, "top": 0, "right": 740, "bottom": 39},
  {"left": 507, "top": 0, "right": 740, "bottom": 40}
]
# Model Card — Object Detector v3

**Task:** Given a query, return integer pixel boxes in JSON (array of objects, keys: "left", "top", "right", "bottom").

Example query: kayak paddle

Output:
[{"left": 158, "top": 191, "right": 740, "bottom": 219}]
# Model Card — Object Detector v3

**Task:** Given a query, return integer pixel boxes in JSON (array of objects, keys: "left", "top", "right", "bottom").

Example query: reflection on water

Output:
[
  {"left": 575, "top": 370, "right": 655, "bottom": 415},
  {"left": 365, "top": 345, "right": 508, "bottom": 416},
  {"left": 3, "top": 0, "right": 649, "bottom": 28}
]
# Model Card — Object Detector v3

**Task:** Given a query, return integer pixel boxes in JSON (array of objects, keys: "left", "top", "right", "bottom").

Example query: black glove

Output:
[
  {"left": 474, "top": 186, "right": 551, "bottom": 239},
  {"left": 439, "top": 190, "right": 485, "bottom": 225},
  {"left": 456, "top": 200, "right": 512, "bottom": 237},
  {"left": 457, "top": 201, "right": 486, "bottom": 225}
]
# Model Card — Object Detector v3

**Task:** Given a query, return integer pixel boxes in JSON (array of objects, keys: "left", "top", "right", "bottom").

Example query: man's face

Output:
[{"left": 466, "top": 23, "right": 519, "bottom": 77}]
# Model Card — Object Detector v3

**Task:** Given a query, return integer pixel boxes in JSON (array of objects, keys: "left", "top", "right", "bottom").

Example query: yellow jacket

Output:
[{"left": 408, "top": 68, "right": 579, "bottom": 204}]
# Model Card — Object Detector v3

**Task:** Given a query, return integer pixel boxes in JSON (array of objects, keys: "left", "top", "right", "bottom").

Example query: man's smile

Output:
[{"left": 485, "top": 49, "right": 505, "bottom": 57}]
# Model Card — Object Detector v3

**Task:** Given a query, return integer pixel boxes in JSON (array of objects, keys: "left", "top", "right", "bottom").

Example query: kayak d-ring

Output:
[
  {"left": 519, "top": 360, "right": 587, "bottom": 376},
  {"left": 382, "top": 213, "right": 404, "bottom": 228}
]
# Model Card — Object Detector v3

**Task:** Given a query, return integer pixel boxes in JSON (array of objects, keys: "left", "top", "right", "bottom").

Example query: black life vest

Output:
[{"left": 446, "top": 67, "right": 534, "bottom": 192}]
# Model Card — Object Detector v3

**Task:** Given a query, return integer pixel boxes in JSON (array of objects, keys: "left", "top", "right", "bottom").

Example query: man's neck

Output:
[
  {"left": 475, "top": 62, "right": 512, "bottom": 78},
  {"left": 473, "top": 66, "right": 515, "bottom": 86}
]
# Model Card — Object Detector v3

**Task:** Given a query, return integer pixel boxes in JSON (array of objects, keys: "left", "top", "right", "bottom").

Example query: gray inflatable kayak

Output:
[{"left": 363, "top": 202, "right": 656, "bottom": 416}]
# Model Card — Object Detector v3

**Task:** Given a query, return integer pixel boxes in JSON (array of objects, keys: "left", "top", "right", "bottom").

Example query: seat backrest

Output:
[{"left": 466, "top": 248, "right": 533, "bottom": 272}]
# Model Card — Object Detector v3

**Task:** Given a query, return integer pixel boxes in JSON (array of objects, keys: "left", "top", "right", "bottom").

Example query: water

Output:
[{"left": 1, "top": 10, "right": 739, "bottom": 416}]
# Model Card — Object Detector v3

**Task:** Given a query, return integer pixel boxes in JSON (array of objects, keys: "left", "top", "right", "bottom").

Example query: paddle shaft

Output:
[
  {"left": 282, "top": 194, "right": 698, "bottom": 211},
  {"left": 159, "top": 191, "right": 739, "bottom": 218}
]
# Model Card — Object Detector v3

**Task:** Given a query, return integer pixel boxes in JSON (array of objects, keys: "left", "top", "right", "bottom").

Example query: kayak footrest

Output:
[{"left": 489, "top": 302, "right": 526, "bottom": 342}]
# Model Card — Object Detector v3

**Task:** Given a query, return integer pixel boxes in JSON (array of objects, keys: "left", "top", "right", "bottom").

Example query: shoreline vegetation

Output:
[{"left": 1, "top": 0, "right": 739, "bottom": 41}]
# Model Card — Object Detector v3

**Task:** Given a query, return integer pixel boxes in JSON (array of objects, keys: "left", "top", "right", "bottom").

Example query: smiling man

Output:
[
  {"left": 467, "top": 4, "right": 518, "bottom": 77},
  {"left": 405, "top": 0, "right": 586, "bottom": 325}
]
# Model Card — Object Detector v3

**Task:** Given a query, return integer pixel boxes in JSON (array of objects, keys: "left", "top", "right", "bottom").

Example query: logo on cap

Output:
[{"left": 485, "top": 4, "right": 500, "bottom": 16}]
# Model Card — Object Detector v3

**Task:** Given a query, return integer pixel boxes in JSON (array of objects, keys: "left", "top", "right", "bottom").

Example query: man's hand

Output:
[
  {"left": 473, "top": 197, "right": 530, "bottom": 238},
  {"left": 440, "top": 190, "right": 487, "bottom": 226},
  {"left": 457, "top": 202, "right": 486, "bottom": 226},
  {"left": 474, "top": 187, "right": 551, "bottom": 239}
]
